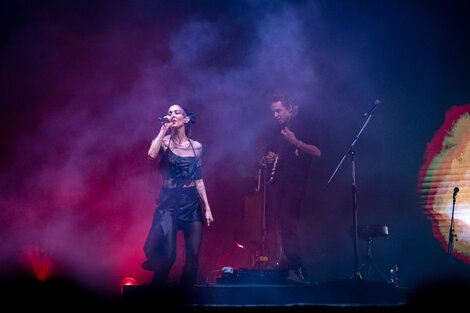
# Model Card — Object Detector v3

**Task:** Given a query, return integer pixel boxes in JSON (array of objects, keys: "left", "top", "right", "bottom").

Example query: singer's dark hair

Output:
[{"left": 175, "top": 104, "right": 195, "bottom": 136}]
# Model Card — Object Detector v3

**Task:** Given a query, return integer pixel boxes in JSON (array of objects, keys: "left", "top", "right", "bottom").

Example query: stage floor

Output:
[{"left": 122, "top": 280, "right": 411, "bottom": 308}]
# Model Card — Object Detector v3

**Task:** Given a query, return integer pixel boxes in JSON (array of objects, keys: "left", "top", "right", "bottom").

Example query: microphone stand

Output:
[
  {"left": 253, "top": 160, "right": 274, "bottom": 269},
  {"left": 448, "top": 188, "right": 459, "bottom": 265},
  {"left": 327, "top": 100, "right": 379, "bottom": 281}
]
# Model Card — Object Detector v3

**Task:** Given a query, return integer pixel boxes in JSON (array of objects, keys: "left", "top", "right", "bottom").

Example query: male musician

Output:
[{"left": 264, "top": 89, "right": 321, "bottom": 284}]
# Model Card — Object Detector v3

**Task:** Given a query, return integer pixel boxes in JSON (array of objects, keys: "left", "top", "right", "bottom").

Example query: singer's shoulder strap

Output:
[{"left": 188, "top": 139, "right": 203, "bottom": 159}]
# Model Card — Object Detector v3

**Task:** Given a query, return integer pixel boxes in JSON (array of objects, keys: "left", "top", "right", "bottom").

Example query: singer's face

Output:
[
  {"left": 167, "top": 105, "right": 189, "bottom": 128},
  {"left": 270, "top": 101, "right": 292, "bottom": 124}
]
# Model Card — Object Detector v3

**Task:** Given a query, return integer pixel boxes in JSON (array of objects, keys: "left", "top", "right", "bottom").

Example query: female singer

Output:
[{"left": 142, "top": 104, "right": 214, "bottom": 286}]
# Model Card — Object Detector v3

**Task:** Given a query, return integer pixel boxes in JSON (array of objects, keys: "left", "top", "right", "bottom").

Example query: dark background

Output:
[{"left": 1, "top": 0, "right": 470, "bottom": 298}]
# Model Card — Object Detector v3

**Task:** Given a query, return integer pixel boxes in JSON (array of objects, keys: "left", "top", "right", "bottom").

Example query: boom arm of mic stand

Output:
[{"left": 327, "top": 112, "right": 375, "bottom": 186}]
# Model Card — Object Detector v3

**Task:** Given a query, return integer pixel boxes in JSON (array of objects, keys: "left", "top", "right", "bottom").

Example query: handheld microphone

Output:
[{"left": 158, "top": 117, "right": 171, "bottom": 124}]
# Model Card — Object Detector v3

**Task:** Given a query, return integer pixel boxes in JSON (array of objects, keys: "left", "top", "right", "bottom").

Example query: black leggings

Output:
[{"left": 151, "top": 220, "right": 203, "bottom": 286}]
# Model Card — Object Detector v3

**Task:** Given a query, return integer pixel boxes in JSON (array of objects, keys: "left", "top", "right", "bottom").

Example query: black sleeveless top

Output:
[
  {"left": 158, "top": 147, "right": 202, "bottom": 189},
  {"left": 155, "top": 146, "right": 204, "bottom": 225}
]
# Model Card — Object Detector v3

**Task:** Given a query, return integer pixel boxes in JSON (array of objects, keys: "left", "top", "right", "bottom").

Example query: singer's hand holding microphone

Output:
[
  {"left": 158, "top": 116, "right": 174, "bottom": 132},
  {"left": 158, "top": 116, "right": 172, "bottom": 124}
]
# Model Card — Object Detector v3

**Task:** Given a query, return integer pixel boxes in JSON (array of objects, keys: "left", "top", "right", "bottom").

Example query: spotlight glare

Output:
[{"left": 121, "top": 277, "right": 137, "bottom": 286}]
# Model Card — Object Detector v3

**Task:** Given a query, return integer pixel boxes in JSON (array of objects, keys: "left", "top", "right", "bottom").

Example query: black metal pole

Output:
[
  {"left": 448, "top": 187, "right": 459, "bottom": 265},
  {"left": 261, "top": 164, "right": 267, "bottom": 260},
  {"left": 351, "top": 150, "right": 362, "bottom": 280},
  {"left": 326, "top": 100, "right": 380, "bottom": 280}
]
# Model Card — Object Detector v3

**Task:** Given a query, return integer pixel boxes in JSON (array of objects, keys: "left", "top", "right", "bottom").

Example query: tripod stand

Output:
[
  {"left": 355, "top": 224, "right": 390, "bottom": 282},
  {"left": 327, "top": 99, "right": 381, "bottom": 280}
]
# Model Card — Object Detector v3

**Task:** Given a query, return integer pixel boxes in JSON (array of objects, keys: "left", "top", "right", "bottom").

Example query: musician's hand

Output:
[
  {"left": 265, "top": 151, "right": 278, "bottom": 164},
  {"left": 280, "top": 127, "right": 300, "bottom": 146}
]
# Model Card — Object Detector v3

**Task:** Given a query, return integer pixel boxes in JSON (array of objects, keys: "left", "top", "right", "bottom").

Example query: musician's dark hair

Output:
[{"left": 265, "top": 89, "right": 298, "bottom": 116}]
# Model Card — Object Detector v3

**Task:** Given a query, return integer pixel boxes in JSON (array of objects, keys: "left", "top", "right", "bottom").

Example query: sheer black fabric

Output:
[{"left": 158, "top": 143, "right": 202, "bottom": 189}]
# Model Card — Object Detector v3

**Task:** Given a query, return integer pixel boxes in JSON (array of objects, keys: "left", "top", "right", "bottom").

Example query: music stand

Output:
[{"left": 327, "top": 100, "right": 381, "bottom": 280}]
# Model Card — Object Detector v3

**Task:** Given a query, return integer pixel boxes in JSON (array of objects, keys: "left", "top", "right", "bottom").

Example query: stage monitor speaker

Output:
[{"left": 216, "top": 268, "right": 286, "bottom": 285}]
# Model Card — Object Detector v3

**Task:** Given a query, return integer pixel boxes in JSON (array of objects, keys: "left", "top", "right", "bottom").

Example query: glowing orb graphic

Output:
[{"left": 418, "top": 104, "right": 470, "bottom": 263}]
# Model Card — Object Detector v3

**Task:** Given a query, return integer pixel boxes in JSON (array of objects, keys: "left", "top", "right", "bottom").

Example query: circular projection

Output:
[{"left": 418, "top": 104, "right": 470, "bottom": 263}]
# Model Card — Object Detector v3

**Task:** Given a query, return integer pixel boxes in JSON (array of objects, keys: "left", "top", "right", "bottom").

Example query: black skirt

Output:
[
  {"left": 156, "top": 186, "right": 204, "bottom": 227},
  {"left": 141, "top": 186, "right": 204, "bottom": 271}
]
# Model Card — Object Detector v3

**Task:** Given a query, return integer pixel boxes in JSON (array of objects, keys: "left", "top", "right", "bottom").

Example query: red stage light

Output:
[
  {"left": 236, "top": 243, "right": 245, "bottom": 249},
  {"left": 121, "top": 277, "right": 137, "bottom": 286},
  {"left": 121, "top": 277, "right": 137, "bottom": 294}
]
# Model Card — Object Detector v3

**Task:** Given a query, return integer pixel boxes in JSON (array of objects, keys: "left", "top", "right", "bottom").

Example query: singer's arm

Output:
[
  {"left": 148, "top": 123, "right": 170, "bottom": 159},
  {"left": 195, "top": 179, "right": 214, "bottom": 226}
]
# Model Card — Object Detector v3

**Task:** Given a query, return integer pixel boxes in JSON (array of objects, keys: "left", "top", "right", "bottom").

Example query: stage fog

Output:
[{"left": 1, "top": 0, "right": 470, "bottom": 297}]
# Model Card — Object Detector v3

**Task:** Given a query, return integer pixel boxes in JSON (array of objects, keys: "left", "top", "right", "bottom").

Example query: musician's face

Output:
[{"left": 270, "top": 101, "right": 292, "bottom": 124}]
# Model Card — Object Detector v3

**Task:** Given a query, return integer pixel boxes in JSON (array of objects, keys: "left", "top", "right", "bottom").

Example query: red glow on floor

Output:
[{"left": 21, "top": 246, "right": 53, "bottom": 281}]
